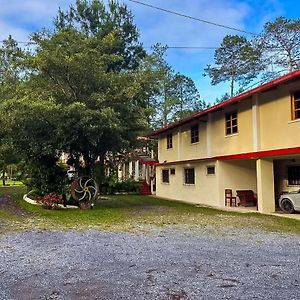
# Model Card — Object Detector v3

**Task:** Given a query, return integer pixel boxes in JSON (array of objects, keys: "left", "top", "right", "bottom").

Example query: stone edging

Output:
[{"left": 23, "top": 194, "right": 79, "bottom": 209}]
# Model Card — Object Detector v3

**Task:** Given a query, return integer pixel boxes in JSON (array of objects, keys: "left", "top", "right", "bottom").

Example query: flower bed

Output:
[{"left": 36, "top": 192, "right": 63, "bottom": 209}]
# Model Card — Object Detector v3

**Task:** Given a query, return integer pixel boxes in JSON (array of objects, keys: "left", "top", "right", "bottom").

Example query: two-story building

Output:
[{"left": 148, "top": 69, "right": 300, "bottom": 213}]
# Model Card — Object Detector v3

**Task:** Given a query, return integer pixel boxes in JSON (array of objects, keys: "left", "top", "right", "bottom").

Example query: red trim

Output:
[
  {"left": 138, "top": 158, "right": 158, "bottom": 165},
  {"left": 142, "top": 161, "right": 158, "bottom": 165},
  {"left": 216, "top": 147, "right": 300, "bottom": 160},
  {"left": 148, "top": 69, "right": 300, "bottom": 137},
  {"left": 156, "top": 146, "right": 300, "bottom": 166}
]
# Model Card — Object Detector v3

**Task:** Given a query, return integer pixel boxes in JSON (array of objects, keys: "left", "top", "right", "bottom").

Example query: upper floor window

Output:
[
  {"left": 291, "top": 91, "right": 300, "bottom": 120},
  {"left": 167, "top": 133, "right": 173, "bottom": 149},
  {"left": 225, "top": 111, "right": 238, "bottom": 135},
  {"left": 184, "top": 168, "right": 195, "bottom": 184},
  {"left": 288, "top": 166, "right": 300, "bottom": 185},
  {"left": 191, "top": 124, "right": 199, "bottom": 143},
  {"left": 162, "top": 169, "right": 169, "bottom": 183},
  {"left": 206, "top": 166, "right": 215, "bottom": 175}
]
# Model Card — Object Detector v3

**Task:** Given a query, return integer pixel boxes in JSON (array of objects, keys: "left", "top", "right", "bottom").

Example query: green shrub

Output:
[
  {"left": 24, "top": 156, "right": 67, "bottom": 195},
  {"left": 100, "top": 178, "right": 140, "bottom": 195}
]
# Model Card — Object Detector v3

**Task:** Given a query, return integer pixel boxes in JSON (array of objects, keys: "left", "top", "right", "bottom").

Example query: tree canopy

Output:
[
  {"left": 204, "top": 35, "right": 263, "bottom": 97},
  {"left": 205, "top": 18, "right": 300, "bottom": 96},
  {"left": 258, "top": 17, "right": 300, "bottom": 72},
  {"left": 0, "top": 0, "right": 151, "bottom": 191},
  {"left": 145, "top": 44, "right": 206, "bottom": 127}
]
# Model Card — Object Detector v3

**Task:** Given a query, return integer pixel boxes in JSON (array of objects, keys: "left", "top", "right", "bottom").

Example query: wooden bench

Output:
[{"left": 236, "top": 190, "right": 257, "bottom": 207}]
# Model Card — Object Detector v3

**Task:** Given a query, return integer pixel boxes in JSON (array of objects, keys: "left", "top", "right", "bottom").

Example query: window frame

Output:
[
  {"left": 225, "top": 111, "right": 238, "bottom": 136},
  {"left": 291, "top": 91, "right": 300, "bottom": 120},
  {"left": 167, "top": 133, "right": 173, "bottom": 149},
  {"left": 206, "top": 165, "right": 216, "bottom": 176},
  {"left": 184, "top": 168, "right": 195, "bottom": 185},
  {"left": 287, "top": 165, "right": 300, "bottom": 186},
  {"left": 190, "top": 124, "right": 199, "bottom": 144},
  {"left": 162, "top": 169, "right": 170, "bottom": 183}
]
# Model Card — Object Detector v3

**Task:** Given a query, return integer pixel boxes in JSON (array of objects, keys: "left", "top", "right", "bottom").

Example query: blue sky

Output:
[{"left": 1, "top": 0, "right": 300, "bottom": 104}]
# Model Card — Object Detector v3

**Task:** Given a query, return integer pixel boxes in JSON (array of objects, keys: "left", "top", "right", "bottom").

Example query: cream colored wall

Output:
[
  {"left": 217, "top": 160, "right": 257, "bottom": 206},
  {"left": 259, "top": 82, "right": 300, "bottom": 150},
  {"left": 210, "top": 100, "right": 253, "bottom": 157},
  {"left": 155, "top": 79, "right": 300, "bottom": 211},
  {"left": 156, "top": 161, "right": 219, "bottom": 206},
  {"left": 158, "top": 131, "right": 179, "bottom": 163},
  {"left": 158, "top": 79, "right": 300, "bottom": 164},
  {"left": 158, "top": 123, "right": 207, "bottom": 163},
  {"left": 256, "top": 158, "right": 275, "bottom": 213},
  {"left": 274, "top": 159, "right": 300, "bottom": 198},
  {"left": 178, "top": 123, "right": 207, "bottom": 160}
]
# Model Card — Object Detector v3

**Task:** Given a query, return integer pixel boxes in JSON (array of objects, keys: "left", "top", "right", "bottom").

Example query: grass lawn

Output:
[
  {"left": 1, "top": 186, "right": 300, "bottom": 234},
  {"left": 0, "top": 180, "right": 24, "bottom": 186}
]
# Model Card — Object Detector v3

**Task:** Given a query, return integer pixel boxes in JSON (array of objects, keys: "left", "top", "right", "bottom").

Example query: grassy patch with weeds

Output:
[
  {"left": 0, "top": 185, "right": 27, "bottom": 197},
  {"left": 0, "top": 180, "right": 24, "bottom": 187},
  {"left": 1, "top": 187, "right": 300, "bottom": 234}
]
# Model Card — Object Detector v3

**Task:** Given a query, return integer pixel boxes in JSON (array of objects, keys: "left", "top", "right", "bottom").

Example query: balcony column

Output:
[
  {"left": 252, "top": 94, "right": 261, "bottom": 152},
  {"left": 177, "top": 128, "right": 181, "bottom": 160},
  {"left": 134, "top": 160, "right": 139, "bottom": 181},
  {"left": 256, "top": 158, "right": 275, "bottom": 213},
  {"left": 128, "top": 161, "right": 133, "bottom": 179}
]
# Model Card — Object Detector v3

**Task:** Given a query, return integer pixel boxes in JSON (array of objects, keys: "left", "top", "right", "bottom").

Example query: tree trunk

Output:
[
  {"left": 230, "top": 77, "right": 235, "bottom": 98},
  {"left": 163, "top": 80, "right": 168, "bottom": 126},
  {"left": 2, "top": 168, "right": 6, "bottom": 186}
]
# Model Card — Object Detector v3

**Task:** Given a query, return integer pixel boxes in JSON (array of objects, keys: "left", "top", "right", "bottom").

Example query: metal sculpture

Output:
[{"left": 71, "top": 176, "right": 99, "bottom": 203}]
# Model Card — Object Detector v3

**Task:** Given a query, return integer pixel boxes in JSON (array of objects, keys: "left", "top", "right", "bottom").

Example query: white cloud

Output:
[
  {"left": 0, "top": 0, "right": 73, "bottom": 41},
  {"left": 0, "top": 0, "right": 73, "bottom": 22},
  {"left": 0, "top": 19, "right": 29, "bottom": 41},
  {"left": 0, "top": 0, "right": 294, "bottom": 103},
  {"left": 128, "top": 0, "right": 251, "bottom": 48}
]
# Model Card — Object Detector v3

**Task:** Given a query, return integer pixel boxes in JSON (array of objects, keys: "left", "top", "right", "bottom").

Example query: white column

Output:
[
  {"left": 142, "top": 164, "right": 146, "bottom": 180},
  {"left": 134, "top": 160, "right": 139, "bottom": 181},
  {"left": 157, "top": 139, "right": 161, "bottom": 162},
  {"left": 256, "top": 158, "right": 275, "bottom": 213},
  {"left": 128, "top": 161, "right": 133, "bottom": 178},
  {"left": 123, "top": 164, "right": 126, "bottom": 180},
  {"left": 117, "top": 165, "right": 122, "bottom": 182}
]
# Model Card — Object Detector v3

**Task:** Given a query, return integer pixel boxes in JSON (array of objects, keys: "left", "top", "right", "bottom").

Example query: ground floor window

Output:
[
  {"left": 288, "top": 165, "right": 300, "bottom": 185},
  {"left": 162, "top": 169, "right": 169, "bottom": 183},
  {"left": 184, "top": 168, "right": 195, "bottom": 184}
]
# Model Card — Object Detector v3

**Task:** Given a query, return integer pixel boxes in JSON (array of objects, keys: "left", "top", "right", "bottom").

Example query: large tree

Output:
[
  {"left": 258, "top": 17, "right": 300, "bottom": 73},
  {"left": 0, "top": 35, "right": 23, "bottom": 100},
  {"left": 172, "top": 73, "right": 207, "bottom": 120},
  {"left": 0, "top": 0, "right": 150, "bottom": 191},
  {"left": 204, "top": 35, "right": 262, "bottom": 97},
  {"left": 0, "top": 36, "right": 24, "bottom": 185},
  {"left": 145, "top": 44, "right": 205, "bottom": 127},
  {"left": 54, "top": 0, "right": 145, "bottom": 71}
]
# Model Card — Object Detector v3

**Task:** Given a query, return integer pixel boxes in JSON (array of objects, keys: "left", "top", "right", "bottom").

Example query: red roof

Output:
[{"left": 148, "top": 69, "right": 300, "bottom": 137}]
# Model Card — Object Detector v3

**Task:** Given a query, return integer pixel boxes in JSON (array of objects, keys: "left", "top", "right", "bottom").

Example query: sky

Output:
[{"left": 1, "top": 0, "right": 300, "bottom": 104}]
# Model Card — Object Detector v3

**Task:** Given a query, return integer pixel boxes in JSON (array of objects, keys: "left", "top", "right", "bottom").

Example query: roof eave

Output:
[{"left": 148, "top": 69, "right": 300, "bottom": 138}]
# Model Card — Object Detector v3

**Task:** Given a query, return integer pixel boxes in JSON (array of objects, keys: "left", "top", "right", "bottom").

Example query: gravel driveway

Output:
[{"left": 1, "top": 227, "right": 299, "bottom": 300}]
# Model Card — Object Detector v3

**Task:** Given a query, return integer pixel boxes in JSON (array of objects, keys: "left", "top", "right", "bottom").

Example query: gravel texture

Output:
[{"left": 0, "top": 227, "right": 299, "bottom": 300}]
